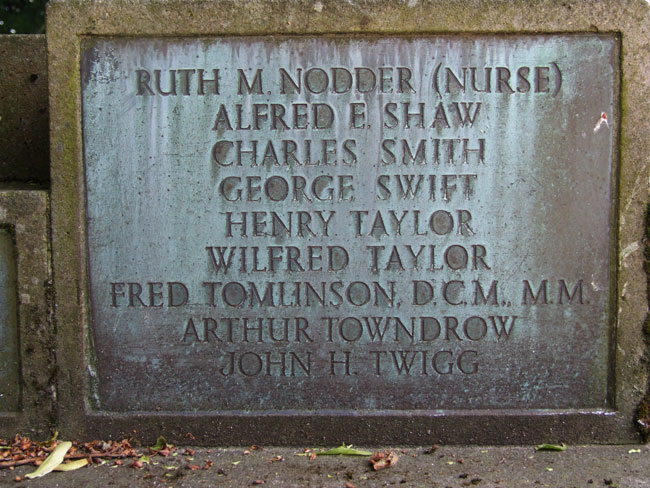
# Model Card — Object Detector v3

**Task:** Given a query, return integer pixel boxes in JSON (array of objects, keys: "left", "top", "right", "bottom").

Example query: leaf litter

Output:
[
  {"left": 369, "top": 450, "right": 399, "bottom": 471},
  {"left": 0, "top": 432, "right": 190, "bottom": 479}
]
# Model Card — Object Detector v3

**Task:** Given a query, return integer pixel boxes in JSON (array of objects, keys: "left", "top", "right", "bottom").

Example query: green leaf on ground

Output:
[
  {"left": 535, "top": 443, "right": 567, "bottom": 452},
  {"left": 318, "top": 443, "right": 373, "bottom": 456},
  {"left": 151, "top": 436, "right": 171, "bottom": 451},
  {"left": 25, "top": 441, "right": 72, "bottom": 479},
  {"left": 54, "top": 459, "right": 89, "bottom": 471}
]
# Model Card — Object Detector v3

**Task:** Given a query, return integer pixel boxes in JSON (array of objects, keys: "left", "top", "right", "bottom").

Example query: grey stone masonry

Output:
[{"left": 47, "top": 0, "right": 650, "bottom": 445}]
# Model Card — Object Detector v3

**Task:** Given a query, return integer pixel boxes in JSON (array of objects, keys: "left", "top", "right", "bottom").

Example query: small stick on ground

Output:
[{"left": 0, "top": 452, "right": 137, "bottom": 469}]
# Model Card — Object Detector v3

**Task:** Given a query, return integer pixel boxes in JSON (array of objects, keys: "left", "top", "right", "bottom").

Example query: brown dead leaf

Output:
[
  {"left": 203, "top": 461, "right": 214, "bottom": 470},
  {"left": 184, "top": 448, "right": 195, "bottom": 456},
  {"left": 243, "top": 450, "right": 251, "bottom": 455},
  {"left": 269, "top": 455, "right": 284, "bottom": 463},
  {"left": 130, "top": 460, "right": 143, "bottom": 469},
  {"left": 309, "top": 452, "right": 317, "bottom": 461},
  {"left": 252, "top": 480, "right": 265, "bottom": 485},
  {"left": 187, "top": 464, "right": 201, "bottom": 471},
  {"left": 369, "top": 450, "right": 399, "bottom": 471},
  {"left": 250, "top": 445, "right": 263, "bottom": 451},
  {"left": 423, "top": 445, "right": 439, "bottom": 454}
]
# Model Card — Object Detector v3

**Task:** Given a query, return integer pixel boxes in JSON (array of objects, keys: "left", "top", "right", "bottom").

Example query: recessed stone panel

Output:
[
  {"left": 81, "top": 35, "right": 617, "bottom": 412},
  {"left": 0, "top": 189, "right": 52, "bottom": 438},
  {"left": 0, "top": 228, "right": 19, "bottom": 412}
]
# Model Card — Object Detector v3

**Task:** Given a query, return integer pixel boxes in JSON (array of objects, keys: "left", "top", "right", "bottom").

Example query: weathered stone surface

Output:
[
  {"left": 48, "top": 0, "right": 650, "bottom": 445},
  {"left": 0, "top": 36, "right": 49, "bottom": 184},
  {"left": 0, "top": 188, "right": 53, "bottom": 438},
  {"left": 0, "top": 228, "right": 19, "bottom": 412},
  {"left": 81, "top": 35, "right": 616, "bottom": 413}
]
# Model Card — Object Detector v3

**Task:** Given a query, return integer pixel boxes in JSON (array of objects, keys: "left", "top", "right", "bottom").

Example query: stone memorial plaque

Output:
[
  {"left": 81, "top": 35, "right": 617, "bottom": 413},
  {"left": 0, "top": 228, "right": 19, "bottom": 412},
  {"left": 0, "top": 189, "right": 53, "bottom": 437}
]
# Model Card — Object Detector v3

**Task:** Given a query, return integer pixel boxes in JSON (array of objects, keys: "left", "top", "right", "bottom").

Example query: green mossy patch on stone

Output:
[{"left": 635, "top": 203, "right": 650, "bottom": 442}]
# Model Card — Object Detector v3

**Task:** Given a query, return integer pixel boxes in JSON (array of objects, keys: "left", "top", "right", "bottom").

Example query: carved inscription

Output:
[{"left": 81, "top": 36, "right": 616, "bottom": 411}]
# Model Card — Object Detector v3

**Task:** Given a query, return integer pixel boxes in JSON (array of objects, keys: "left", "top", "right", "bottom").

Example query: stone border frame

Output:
[
  {"left": 47, "top": 0, "right": 650, "bottom": 444},
  {"left": 0, "top": 188, "right": 54, "bottom": 438}
]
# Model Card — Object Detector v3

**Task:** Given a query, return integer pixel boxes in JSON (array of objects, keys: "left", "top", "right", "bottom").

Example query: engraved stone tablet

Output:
[
  {"left": 81, "top": 35, "right": 616, "bottom": 412},
  {"left": 0, "top": 228, "right": 19, "bottom": 412}
]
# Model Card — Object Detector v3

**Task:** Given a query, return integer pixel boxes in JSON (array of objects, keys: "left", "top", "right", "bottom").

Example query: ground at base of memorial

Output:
[{"left": 0, "top": 445, "right": 648, "bottom": 487}]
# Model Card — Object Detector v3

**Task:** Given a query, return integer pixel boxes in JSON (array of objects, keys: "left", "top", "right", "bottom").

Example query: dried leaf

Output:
[
  {"left": 269, "top": 455, "right": 284, "bottom": 463},
  {"left": 25, "top": 441, "right": 72, "bottom": 479},
  {"left": 53, "top": 459, "right": 88, "bottom": 472},
  {"left": 318, "top": 444, "right": 372, "bottom": 456},
  {"left": 535, "top": 443, "right": 567, "bottom": 452},
  {"left": 369, "top": 450, "right": 399, "bottom": 471}
]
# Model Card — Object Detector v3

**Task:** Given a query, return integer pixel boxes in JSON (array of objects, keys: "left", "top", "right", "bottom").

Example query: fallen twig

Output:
[{"left": 0, "top": 451, "right": 138, "bottom": 469}]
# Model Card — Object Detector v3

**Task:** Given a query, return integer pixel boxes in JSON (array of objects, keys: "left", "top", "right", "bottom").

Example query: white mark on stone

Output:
[
  {"left": 593, "top": 112, "right": 609, "bottom": 132},
  {"left": 590, "top": 280, "right": 602, "bottom": 292},
  {"left": 621, "top": 241, "right": 640, "bottom": 268},
  {"left": 313, "top": 1, "right": 323, "bottom": 12},
  {"left": 20, "top": 293, "right": 31, "bottom": 304},
  {"left": 622, "top": 164, "right": 649, "bottom": 224},
  {"left": 407, "top": 0, "right": 419, "bottom": 7}
]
